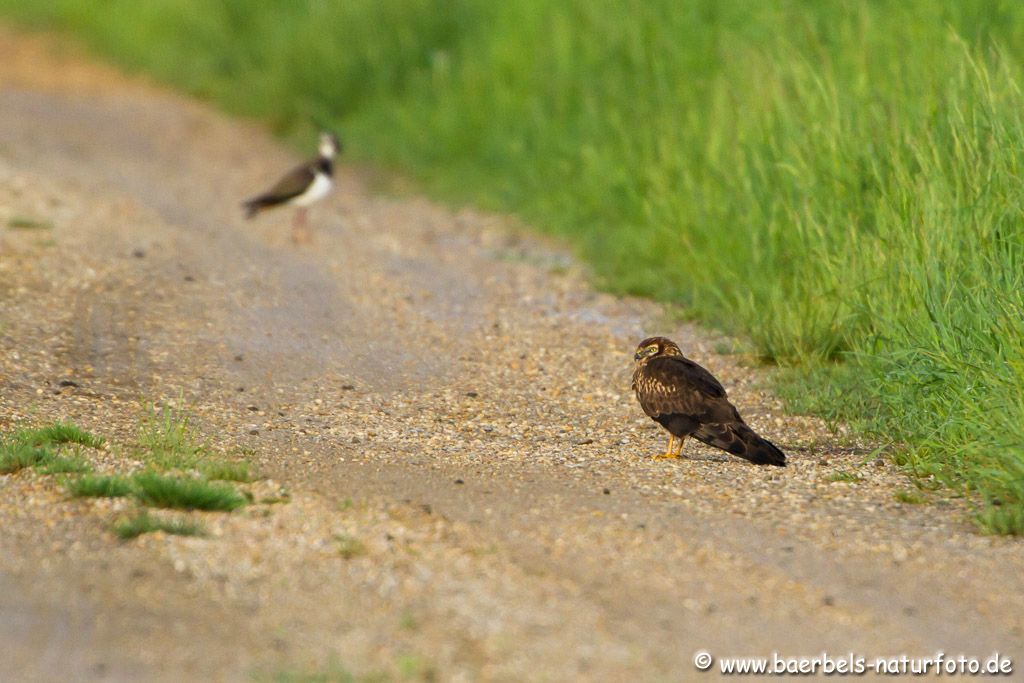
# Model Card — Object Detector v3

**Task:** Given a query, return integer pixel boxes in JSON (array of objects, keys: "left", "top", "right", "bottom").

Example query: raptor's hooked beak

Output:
[{"left": 633, "top": 350, "right": 642, "bottom": 361}]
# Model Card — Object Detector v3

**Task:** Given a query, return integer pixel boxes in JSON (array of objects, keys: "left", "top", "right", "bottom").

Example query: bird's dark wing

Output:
[
  {"left": 259, "top": 161, "right": 317, "bottom": 203},
  {"left": 242, "top": 161, "right": 318, "bottom": 218},
  {"left": 634, "top": 356, "right": 735, "bottom": 422}
]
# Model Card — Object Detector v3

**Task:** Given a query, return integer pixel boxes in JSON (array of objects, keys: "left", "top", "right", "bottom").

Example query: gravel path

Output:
[{"left": 1, "top": 28, "right": 1022, "bottom": 682}]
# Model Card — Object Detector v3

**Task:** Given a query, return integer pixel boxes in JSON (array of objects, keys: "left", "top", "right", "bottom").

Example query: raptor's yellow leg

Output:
[
  {"left": 673, "top": 436, "right": 687, "bottom": 457},
  {"left": 653, "top": 434, "right": 680, "bottom": 460}
]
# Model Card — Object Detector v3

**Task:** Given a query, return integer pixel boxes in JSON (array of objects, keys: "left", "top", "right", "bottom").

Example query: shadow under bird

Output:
[
  {"left": 631, "top": 336, "right": 786, "bottom": 466},
  {"left": 242, "top": 131, "right": 341, "bottom": 244}
]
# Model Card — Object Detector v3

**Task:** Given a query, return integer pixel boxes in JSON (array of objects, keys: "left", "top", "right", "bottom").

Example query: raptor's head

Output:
[{"left": 633, "top": 336, "right": 682, "bottom": 362}]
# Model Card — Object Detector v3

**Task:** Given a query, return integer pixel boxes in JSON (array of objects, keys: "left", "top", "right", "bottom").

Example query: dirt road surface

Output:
[{"left": 1, "top": 29, "right": 1022, "bottom": 682}]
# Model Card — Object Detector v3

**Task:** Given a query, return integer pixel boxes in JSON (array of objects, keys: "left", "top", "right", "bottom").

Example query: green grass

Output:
[
  {"left": 67, "top": 473, "right": 134, "bottom": 498},
  {"left": 827, "top": 471, "right": 861, "bottom": 485},
  {"left": 334, "top": 533, "right": 367, "bottom": 560},
  {"left": 1, "top": 419, "right": 251, "bottom": 544},
  {"left": 131, "top": 409, "right": 253, "bottom": 509},
  {"left": 3, "top": 1, "right": 1024, "bottom": 531},
  {"left": 261, "top": 660, "right": 393, "bottom": 683},
  {"left": 7, "top": 216, "right": 53, "bottom": 230},
  {"left": 133, "top": 471, "right": 246, "bottom": 511},
  {"left": 112, "top": 511, "right": 205, "bottom": 539},
  {"left": 37, "top": 454, "right": 93, "bottom": 475},
  {"left": 1, "top": 421, "right": 103, "bottom": 473},
  {"left": 396, "top": 656, "right": 434, "bottom": 681},
  {"left": 135, "top": 405, "right": 257, "bottom": 484},
  {"left": 136, "top": 404, "right": 206, "bottom": 469},
  {"left": 263, "top": 668, "right": 360, "bottom": 683},
  {"left": 15, "top": 422, "right": 104, "bottom": 449},
  {"left": 894, "top": 489, "right": 927, "bottom": 505},
  {"left": 0, "top": 442, "right": 52, "bottom": 474},
  {"left": 977, "top": 506, "right": 1024, "bottom": 537},
  {"left": 201, "top": 460, "right": 253, "bottom": 482}
]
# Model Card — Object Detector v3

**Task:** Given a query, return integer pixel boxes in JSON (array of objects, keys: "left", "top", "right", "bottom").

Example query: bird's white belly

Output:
[{"left": 292, "top": 172, "right": 333, "bottom": 207}]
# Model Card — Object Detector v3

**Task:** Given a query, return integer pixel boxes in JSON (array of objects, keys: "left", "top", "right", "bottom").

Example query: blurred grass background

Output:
[{"left": 2, "top": 0, "right": 1023, "bottom": 533}]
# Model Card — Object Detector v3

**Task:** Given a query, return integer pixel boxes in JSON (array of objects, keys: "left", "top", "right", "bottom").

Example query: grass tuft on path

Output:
[
  {"left": 3, "top": 1, "right": 1024, "bottom": 531},
  {"left": 1, "top": 421, "right": 103, "bottom": 473},
  {"left": 15, "top": 421, "right": 104, "bottom": 449},
  {"left": 136, "top": 404, "right": 206, "bottom": 470},
  {"left": 133, "top": 471, "right": 246, "bottom": 511},
  {"left": 3, "top": 417, "right": 253, "bottom": 542},
  {"left": 262, "top": 660, "right": 391, "bottom": 683},
  {"left": 200, "top": 460, "right": 252, "bottom": 483},
  {"left": 37, "top": 453, "right": 93, "bottom": 475},
  {"left": 112, "top": 511, "right": 205, "bottom": 540},
  {"left": 67, "top": 474, "right": 135, "bottom": 498},
  {"left": 0, "top": 442, "right": 52, "bottom": 474},
  {"left": 6, "top": 216, "right": 53, "bottom": 230}
]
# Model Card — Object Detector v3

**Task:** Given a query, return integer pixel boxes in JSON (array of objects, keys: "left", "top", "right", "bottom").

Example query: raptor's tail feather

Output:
[{"left": 694, "top": 423, "right": 786, "bottom": 466}]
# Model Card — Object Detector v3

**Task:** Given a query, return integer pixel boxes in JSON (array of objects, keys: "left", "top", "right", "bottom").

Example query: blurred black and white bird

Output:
[{"left": 242, "top": 131, "right": 342, "bottom": 244}]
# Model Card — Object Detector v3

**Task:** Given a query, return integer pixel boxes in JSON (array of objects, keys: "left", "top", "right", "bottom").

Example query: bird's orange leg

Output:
[
  {"left": 292, "top": 207, "right": 312, "bottom": 245},
  {"left": 673, "top": 436, "right": 688, "bottom": 457},
  {"left": 653, "top": 434, "right": 680, "bottom": 460}
]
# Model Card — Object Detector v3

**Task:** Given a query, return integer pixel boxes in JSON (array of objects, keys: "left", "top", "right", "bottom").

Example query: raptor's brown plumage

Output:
[{"left": 631, "top": 336, "right": 786, "bottom": 466}]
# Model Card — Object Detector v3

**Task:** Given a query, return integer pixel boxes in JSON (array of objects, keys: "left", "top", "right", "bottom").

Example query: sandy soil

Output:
[{"left": 1, "top": 27, "right": 1022, "bottom": 682}]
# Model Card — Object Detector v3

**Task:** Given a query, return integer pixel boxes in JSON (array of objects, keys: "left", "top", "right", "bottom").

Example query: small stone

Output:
[
  {"left": 603, "top": 488, "right": 611, "bottom": 495},
  {"left": 183, "top": 274, "right": 195, "bottom": 282},
  {"left": 575, "top": 438, "right": 594, "bottom": 445},
  {"left": 248, "top": 427, "right": 259, "bottom": 435},
  {"left": 58, "top": 379, "right": 78, "bottom": 387},
  {"left": 341, "top": 384, "right": 355, "bottom": 391},
  {"left": 465, "top": 391, "right": 478, "bottom": 398},
  {"left": 234, "top": 354, "right": 244, "bottom": 362},
  {"left": 247, "top": 405, "right": 259, "bottom": 411},
  {"left": 454, "top": 479, "right": 464, "bottom": 485}
]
